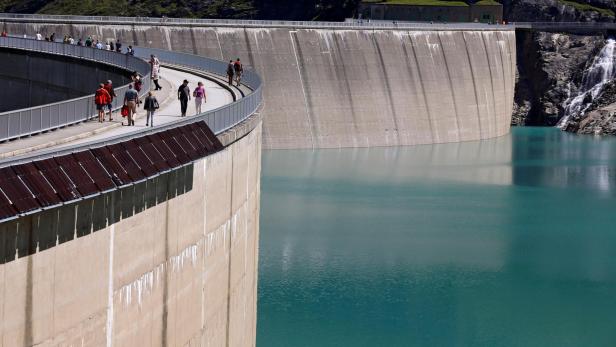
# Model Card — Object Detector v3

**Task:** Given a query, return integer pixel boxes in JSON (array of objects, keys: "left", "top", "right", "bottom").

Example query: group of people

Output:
[
  {"left": 226, "top": 58, "right": 244, "bottom": 86},
  {"left": 35, "top": 31, "right": 135, "bottom": 55},
  {"left": 94, "top": 53, "right": 216, "bottom": 127}
]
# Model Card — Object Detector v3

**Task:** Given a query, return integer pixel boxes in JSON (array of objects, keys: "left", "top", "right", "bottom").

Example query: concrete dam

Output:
[{"left": 1, "top": 18, "right": 517, "bottom": 149}]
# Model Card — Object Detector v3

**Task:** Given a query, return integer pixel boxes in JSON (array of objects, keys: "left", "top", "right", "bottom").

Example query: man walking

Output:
[
  {"left": 233, "top": 58, "right": 243, "bottom": 86},
  {"left": 123, "top": 84, "right": 139, "bottom": 126},
  {"left": 177, "top": 79, "right": 191, "bottom": 117},
  {"left": 226, "top": 60, "right": 235, "bottom": 86},
  {"left": 103, "top": 80, "right": 116, "bottom": 121}
]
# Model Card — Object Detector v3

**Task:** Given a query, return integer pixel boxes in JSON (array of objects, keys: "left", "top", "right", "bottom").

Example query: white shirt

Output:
[
  {"left": 69, "top": 38, "right": 75, "bottom": 44},
  {"left": 106, "top": 43, "right": 111, "bottom": 50},
  {"left": 36, "top": 33, "right": 42, "bottom": 40},
  {"left": 96, "top": 42, "right": 103, "bottom": 49}
]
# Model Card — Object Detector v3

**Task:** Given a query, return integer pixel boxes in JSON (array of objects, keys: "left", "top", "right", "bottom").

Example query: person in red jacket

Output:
[
  {"left": 103, "top": 80, "right": 116, "bottom": 121},
  {"left": 95, "top": 83, "right": 111, "bottom": 123}
]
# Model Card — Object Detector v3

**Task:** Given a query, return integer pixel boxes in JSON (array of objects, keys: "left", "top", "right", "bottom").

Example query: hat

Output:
[{"left": 107, "top": 80, "right": 112, "bottom": 84}]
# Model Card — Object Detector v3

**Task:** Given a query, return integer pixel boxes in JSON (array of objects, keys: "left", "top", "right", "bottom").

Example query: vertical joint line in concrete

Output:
[
  {"left": 480, "top": 32, "right": 497, "bottom": 137},
  {"left": 408, "top": 33, "right": 436, "bottom": 143},
  {"left": 225, "top": 152, "right": 235, "bottom": 347},
  {"left": 106, "top": 224, "right": 115, "bottom": 347},
  {"left": 372, "top": 35, "right": 401, "bottom": 145},
  {"left": 461, "top": 32, "right": 484, "bottom": 139},
  {"left": 437, "top": 32, "right": 462, "bottom": 142},
  {"left": 289, "top": 30, "right": 316, "bottom": 149}
]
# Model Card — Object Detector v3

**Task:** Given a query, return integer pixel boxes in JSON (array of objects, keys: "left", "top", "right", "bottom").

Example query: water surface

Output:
[{"left": 257, "top": 128, "right": 616, "bottom": 346}]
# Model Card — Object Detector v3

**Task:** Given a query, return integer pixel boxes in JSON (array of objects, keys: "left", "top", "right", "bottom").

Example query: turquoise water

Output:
[{"left": 257, "top": 128, "right": 616, "bottom": 347}]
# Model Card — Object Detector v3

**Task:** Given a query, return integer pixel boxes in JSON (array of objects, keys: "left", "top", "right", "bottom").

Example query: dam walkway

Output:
[{"left": 0, "top": 65, "right": 237, "bottom": 159}]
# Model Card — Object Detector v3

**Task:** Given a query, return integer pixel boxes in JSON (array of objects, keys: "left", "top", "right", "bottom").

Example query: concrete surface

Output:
[
  {"left": 0, "top": 48, "right": 131, "bottom": 112},
  {"left": 0, "top": 22, "right": 516, "bottom": 149},
  {"left": 0, "top": 119, "right": 262, "bottom": 347},
  {"left": 0, "top": 66, "right": 234, "bottom": 158}
]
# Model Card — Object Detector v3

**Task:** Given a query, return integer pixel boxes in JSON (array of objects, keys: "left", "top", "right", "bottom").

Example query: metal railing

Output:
[
  {"left": 0, "top": 38, "right": 263, "bottom": 167},
  {"left": 0, "top": 37, "right": 151, "bottom": 141},
  {"left": 0, "top": 13, "right": 515, "bottom": 31}
]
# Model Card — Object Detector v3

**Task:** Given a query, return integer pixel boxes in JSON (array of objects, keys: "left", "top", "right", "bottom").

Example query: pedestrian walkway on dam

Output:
[{"left": 0, "top": 66, "right": 236, "bottom": 159}]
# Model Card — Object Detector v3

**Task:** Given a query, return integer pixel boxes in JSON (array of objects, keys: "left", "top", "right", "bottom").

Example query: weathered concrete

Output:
[
  {"left": 0, "top": 121, "right": 262, "bottom": 346},
  {"left": 2, "top": 22, "right": 516, "bottom": 149},
  {"left": 0, "top": 48, "right": 131, "bottom": 112}
]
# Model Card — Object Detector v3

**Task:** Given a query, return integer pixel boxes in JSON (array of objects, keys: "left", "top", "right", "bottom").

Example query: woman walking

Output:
[
  {"left": 193, "top": 81, "right": 206, "bottom": 114},
  {"left": 143, "top": 91, "right": 159, "bottom": 127},
  {"left": 95, "top": 83, "right": 111, "bottom": 123},
  {"left": 150, "top": 54, "right": 162, "bottom": 90}
]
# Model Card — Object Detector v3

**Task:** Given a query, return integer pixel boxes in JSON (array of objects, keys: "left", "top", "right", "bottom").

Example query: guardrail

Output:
[
  {"left": 0, "top": 38, "right": 263, "bottom": 167},
  {"left": 0, "top": 37, "right": 151, "bottom": 141},
  {"left": 0, "top": 13, "right": 515, "bottom": 31}
]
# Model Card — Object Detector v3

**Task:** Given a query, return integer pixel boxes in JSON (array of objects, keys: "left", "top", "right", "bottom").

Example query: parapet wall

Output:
[
  {"left": 0, "top": 122, "right": 261, "bottom": 346},
  {"left": 2, "top": 21, "right": 515, "bottom": 149}
]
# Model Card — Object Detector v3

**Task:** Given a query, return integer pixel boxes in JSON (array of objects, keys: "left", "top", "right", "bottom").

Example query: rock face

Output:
[
  {"left": 514, "top": 30, "right": 605, "bottom": 125},
  {"left": 563, "top": 81, "right": 616, "bottom": 135},
  {"left": 502, "top": 0, "right": 615, "bottom": 22}
]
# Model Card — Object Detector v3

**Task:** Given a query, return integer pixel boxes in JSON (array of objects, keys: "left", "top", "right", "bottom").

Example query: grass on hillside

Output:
[
  {"left": 361, "top": 0, "right": 468, "bottom": 6},
  {"left": 474, "top": 0, "right": 501, "bottom": 5},
  {"left": 559, "top": 0, "right": 615, "bottom": 17}
]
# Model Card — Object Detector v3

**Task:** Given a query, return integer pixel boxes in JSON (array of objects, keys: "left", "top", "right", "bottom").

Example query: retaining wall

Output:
[
  {"left": 0, "top": 122, "right": 262, "bottom": 346},
  {"left": 1, "top": 22, "right": 516, "bottom": 149},
  {"left": 0, "top": 48, "right": 131, "bottom": 112}
]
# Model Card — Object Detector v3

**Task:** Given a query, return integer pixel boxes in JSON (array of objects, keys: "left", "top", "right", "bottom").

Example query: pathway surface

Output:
[{"left": 0, "top": 66, "right": 234, "bottom": 159}]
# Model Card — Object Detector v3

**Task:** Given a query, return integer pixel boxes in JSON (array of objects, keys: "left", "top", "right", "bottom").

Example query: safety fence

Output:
[
  {"left": 0, "top": 38, "right": 263, "bottom": 167},
  {"left": 0, "top": 36, "right": 151, "bottom": 141},
  {"left": 0, "top": 13, "right": 515, "bottom": 31}
]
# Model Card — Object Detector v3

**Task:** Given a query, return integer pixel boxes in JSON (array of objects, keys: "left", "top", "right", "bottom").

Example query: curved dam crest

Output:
[{"left": 3, "top": 22, "right": 516, "bottom": 149}]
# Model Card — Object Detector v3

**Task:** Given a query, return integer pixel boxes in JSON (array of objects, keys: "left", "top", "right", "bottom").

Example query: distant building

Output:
[{"left": 358, "top": 1, "right": 503, "bottom": 24}]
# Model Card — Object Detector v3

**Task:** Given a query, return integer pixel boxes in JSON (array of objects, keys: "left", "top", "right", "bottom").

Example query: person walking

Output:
[
  {"left": 1, "top": 30, "right": 8, "bottom": 38},
  {"left": 36, "top": 32, "right": 43, "bottom": 41},
  {"left": 77, "top": 38, "right": 83, "bottom": 46},
  {"left": 126, "top": 45, "right": 134, "bottom": 56},
  {"left": 110, "top": 41, "right": 115, "bottom": 51},
  {"left": 105, "top": 41, "right": 111, "bottom": 50},
  {"left": 49, "top": 33, "right": 55, "bottom": 42},
  {"left": 123, "top": 84, "right": 139, "bottom": 126},
  {"left": 233, "top": 58, "right": 243, "bottom": 86},
  {"left": 193, "top": 81, "right": 206, "bottom": 114},
  {"left": 143, "top": 91, "right": 159, "bottom": 127},
  {"left": 85, "top": 36, "right": 92, "bottom": 47},
  {"left": 226, "top": 60, "right": 234, "bottom": 86},
  {"left": 150, "top": 54, "right": 162, "bottom": 90},
  {"left": 115, "top": 39, "right": 122, "bottom": 52},
  {"left": 104, "top": 80, "right": 117, "bottom": 121},
  {"left": 177, "top": 79, "right": 190, "bottom": 117},
  {"left": 95, "top": 84, "right": 111, "bottom": 123}
]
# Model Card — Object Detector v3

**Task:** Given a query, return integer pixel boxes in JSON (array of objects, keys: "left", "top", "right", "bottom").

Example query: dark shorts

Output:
[
  {"left": 107, "top": 103, "right": 113, "bottom": 110},
  {"left": 96, "top": 104, "right": 105, "bottom": 111}
]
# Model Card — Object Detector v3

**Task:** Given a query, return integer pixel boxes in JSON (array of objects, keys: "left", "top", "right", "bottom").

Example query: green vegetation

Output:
[
  {"left": 558, "top": 0, "right": 615, "bottom": 17},
  {"left": 361, "top": 0, "right": 467, "bottom": 6},
  {"left": 474, "top": 0, "right": 501, "bottom": 5}
]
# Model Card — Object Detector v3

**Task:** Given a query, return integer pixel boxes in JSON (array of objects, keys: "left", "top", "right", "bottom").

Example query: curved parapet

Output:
[
  {"left": 0, "top": 40, "right": 262, "bottom": 346},
  {"left": 0, "top": 15, "right": 516, "bottom": 149}
]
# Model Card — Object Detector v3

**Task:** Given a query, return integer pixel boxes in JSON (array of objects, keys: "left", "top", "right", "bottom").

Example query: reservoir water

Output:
[{"left": 257, "top": 127, "right": 616, "bottom": 346}]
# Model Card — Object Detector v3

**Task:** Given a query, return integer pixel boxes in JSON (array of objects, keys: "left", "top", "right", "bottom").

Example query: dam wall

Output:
[
  {"left": 1, "top": 21, "right": 517, "bottom": 149},
  {"left": 0, "top": 122, "right": 262, "bottom": 346},
  {"left": 0, "top": 48, "right": 131, "bottom": 112}
]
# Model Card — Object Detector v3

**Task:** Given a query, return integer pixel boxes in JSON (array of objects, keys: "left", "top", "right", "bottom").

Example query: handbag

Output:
[{"left": 121, "top": 105, "right": 129, "bottom": 117}]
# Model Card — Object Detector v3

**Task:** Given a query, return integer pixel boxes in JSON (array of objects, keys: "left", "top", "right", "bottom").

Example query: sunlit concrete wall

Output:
[
  {"left": 0, "top": 122, "right": 261, "bottom": 346},
  {"left": 2, "top": 21, "right": 516, "bottom": 149}
]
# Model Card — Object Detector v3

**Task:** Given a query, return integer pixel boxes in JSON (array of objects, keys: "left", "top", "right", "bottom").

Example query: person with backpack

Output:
[
  {"left": 233, "top": 58, "right": 243, "bottom": 86},
  {"left": 103, "top": 80, "right": 117, "bottom": 121},
  {"left": 177, "top": 79, "right": 191, "bottom": 117},
  {"left": 95, "top": 83, "right": 111, "bottom": 123},
  {"left": 143, "top": 91, "right": 159, "bottom": 127},
  {"left": 193, "top": 81, "right": 206, "bottom": 114},
  {"left": 226, "top": 60, "right": 234, "bottom": 86},
  {"left": 123, "top": 84, "right": 139, "bottom": 126}
]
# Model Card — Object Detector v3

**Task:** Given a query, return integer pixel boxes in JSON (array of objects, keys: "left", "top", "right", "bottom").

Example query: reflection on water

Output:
[{"left": 258, "top": 128, "right": 616, "bottom": 347}]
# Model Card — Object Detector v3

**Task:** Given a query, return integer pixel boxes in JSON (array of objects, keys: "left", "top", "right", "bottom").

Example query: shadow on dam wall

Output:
[
  {"left": 3, "top": 22, "right": 517, "bottom": 149},
  {"left": 0, "top": 164, "right": 193, "bottom": 265}
]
